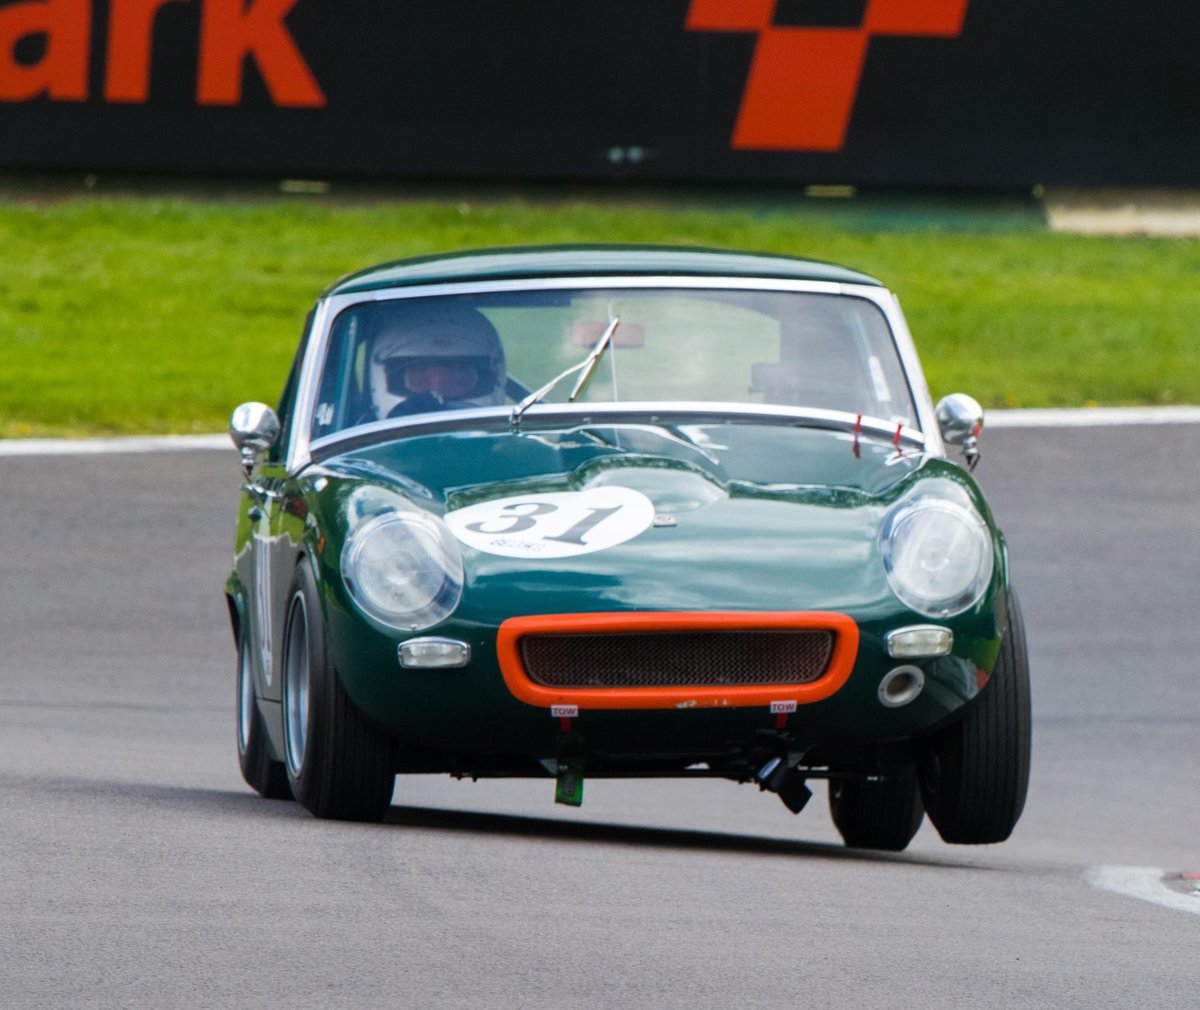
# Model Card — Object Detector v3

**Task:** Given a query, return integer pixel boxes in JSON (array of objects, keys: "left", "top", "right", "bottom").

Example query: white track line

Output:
[
  {"left": 1086, "top": 866, "right": 1200, "bottom": 917},
  {"left": 0, "top": 434, "right": 231, "bottom": 456},
  {"left": 987, "top": 405, "right": 1200, "bottom": 428},
  {"left": 1, "top": 406, "right": 1198, "bottom": 457}
]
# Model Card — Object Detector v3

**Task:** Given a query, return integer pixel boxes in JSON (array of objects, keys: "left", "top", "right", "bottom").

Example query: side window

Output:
[{"left": 313, "top": 310, "right": 373, "bottom": 439}]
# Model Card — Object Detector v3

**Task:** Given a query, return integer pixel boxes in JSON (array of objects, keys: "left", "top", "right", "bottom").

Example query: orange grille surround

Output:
[{"left": 496, "top": 611, "right": 859, "bottom": 710}]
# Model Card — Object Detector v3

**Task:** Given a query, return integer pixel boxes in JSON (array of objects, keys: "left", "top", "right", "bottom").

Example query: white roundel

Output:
[{"left": 445, "top": 487, "right": 655, "bottom": 559}]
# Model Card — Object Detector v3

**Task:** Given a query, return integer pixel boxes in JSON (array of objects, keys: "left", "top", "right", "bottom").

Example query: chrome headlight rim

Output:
[
  {"left": 881, "top": 497, "right": 994, "bottom": 619},
  {"left": 340, "top": 510, "right": 464, "bottom": 632}
]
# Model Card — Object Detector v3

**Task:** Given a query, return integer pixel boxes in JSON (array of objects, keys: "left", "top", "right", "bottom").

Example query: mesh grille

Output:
[{"left": 520, "top": 629, "right": 835, "bottom": 689}]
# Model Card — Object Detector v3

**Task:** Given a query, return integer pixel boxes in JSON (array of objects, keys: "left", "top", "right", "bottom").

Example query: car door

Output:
[{"left": 244, "top": 313, "right": 315, "bottom": 705}]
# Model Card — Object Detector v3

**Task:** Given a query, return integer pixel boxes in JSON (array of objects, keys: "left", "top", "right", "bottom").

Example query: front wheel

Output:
[
  {"left": 281, "top": 560, "right": 395, "bottom": 822},
  {"left": 919, "top": 592, "right": 1032, "bottom": 844},
  {"left": 828, "top": 766, "right": 924, "bottom": 851}
]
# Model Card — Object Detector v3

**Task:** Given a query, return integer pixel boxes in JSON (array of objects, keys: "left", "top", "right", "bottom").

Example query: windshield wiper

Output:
[{"left": 509, "top": 316, "right": 619, "bottom": 428}]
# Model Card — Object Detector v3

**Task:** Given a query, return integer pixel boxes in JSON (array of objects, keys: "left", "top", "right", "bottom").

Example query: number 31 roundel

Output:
[{"left": 444, "top": 487, "right": 656, "bottom": 559}]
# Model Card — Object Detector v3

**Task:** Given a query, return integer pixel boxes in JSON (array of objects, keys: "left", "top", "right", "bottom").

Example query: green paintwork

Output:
[
  {"left": 232, "top": 417, "right": 1008, "bottom": 773},
  {"left": 324, "top": 244, "right": 883, "bottom": 297}
]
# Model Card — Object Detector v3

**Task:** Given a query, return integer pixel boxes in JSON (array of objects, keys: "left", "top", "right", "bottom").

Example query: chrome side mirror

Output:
[
  {"left": 935, "top": 393, "right": 983, "bottom": 470},
  {"left": 229, "top": 401, "right": 280, "bottom": 478}
]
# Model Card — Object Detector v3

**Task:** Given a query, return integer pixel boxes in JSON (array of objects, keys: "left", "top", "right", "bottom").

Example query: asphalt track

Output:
[{"left": 1, "top": 423, "right": 1198, "bottom": 1008}]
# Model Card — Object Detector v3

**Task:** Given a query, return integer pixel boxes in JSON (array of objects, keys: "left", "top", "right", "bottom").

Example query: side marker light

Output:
[
  {"left": 397, "top": 638, "right": 470, "bottom": 669},
  {"left": 885, "top": 625, "right": 952, "bottom": 659}
]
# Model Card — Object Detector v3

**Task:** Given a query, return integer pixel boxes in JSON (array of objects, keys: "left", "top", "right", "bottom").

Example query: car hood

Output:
[
  {"left": 318, "top": 422, "right": 981, "bottom": 617},
  {"left": 326, "top": 421, "right": 924, "bottom": 500}
]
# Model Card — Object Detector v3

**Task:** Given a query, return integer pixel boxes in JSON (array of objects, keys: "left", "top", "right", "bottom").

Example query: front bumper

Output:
[{"left": 327, "top": 600, "right": 1003, "bottom": 769}]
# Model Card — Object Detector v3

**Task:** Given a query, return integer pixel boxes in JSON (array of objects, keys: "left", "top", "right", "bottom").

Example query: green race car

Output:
[{"left": 226, "top": 245, "right": 1030, "bottom": 850}]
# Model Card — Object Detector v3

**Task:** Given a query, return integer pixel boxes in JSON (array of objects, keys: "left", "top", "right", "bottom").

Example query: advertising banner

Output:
[{"left": 1, "top": 0, "right": 1196, "bottom": 187}]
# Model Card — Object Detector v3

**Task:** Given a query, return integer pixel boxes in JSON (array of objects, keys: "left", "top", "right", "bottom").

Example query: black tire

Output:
[
  {"left": 828, "top": 765, "right": 925, "bottom": 851},
  {"left": 236, "top": 622, "right": 291, "bottom": 800},
  {"left": 919, "top": 592, "right": 1032, "bottom": 844},
  {"left": 281, "top": 560, "right": 395, "bottom": 822}
]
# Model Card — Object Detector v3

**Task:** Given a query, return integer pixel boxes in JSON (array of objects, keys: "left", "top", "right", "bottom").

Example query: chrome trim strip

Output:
[
  {"left": 336, "top": 275, "right": 847, "bottom": 301},
  {"left": 287, "top": 275, "right": 933, "bottom": 473}
]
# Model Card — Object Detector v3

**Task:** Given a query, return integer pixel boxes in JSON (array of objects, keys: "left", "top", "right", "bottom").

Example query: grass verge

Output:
[{"left": 1, "top": 194, "right": 1196, "bottom": 438}]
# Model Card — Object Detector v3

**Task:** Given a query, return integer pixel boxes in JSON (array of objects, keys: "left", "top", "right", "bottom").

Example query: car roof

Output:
[{"left": 323, "top": 244, "right": 884, "bottom": 297}]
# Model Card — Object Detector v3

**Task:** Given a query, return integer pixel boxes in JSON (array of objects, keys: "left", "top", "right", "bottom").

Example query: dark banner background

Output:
[{"left": 1, "top": 0, "right": 1196, "bottom": 187}]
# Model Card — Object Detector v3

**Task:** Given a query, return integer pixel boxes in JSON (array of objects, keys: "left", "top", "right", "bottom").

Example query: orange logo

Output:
[
  {"left": 686, "top": 0, "right": 968, "bottom": 151},
  {"left": 0, "top": 0, "right": 324, "bottom": 106}
]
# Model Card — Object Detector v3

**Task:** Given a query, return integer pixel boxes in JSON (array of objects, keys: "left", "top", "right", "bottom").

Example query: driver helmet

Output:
[{"left": 369, "top": 304, "right": 506, "bottom": 418}]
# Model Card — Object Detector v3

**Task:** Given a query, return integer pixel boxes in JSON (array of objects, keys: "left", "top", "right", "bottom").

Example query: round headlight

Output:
[
  {"left": 881, "top": 498, "right": 994, "bottom": 618},
  {"left": 341, "top": 511, "right": 463, "bottom": 631}
]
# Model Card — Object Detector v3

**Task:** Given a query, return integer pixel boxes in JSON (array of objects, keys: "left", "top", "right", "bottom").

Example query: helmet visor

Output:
[{"left": 384, "top": 356, "right": 491, "bottom": 401}]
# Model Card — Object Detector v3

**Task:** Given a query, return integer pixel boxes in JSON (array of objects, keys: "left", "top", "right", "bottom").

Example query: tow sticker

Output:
[{"left": 445, "top": 487, "right": 655, "bottom": 559}]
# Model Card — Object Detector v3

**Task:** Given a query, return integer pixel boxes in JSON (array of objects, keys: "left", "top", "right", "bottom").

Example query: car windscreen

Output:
[{"left": 310, "top": 286, "right": 917, "bottom": 440}]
